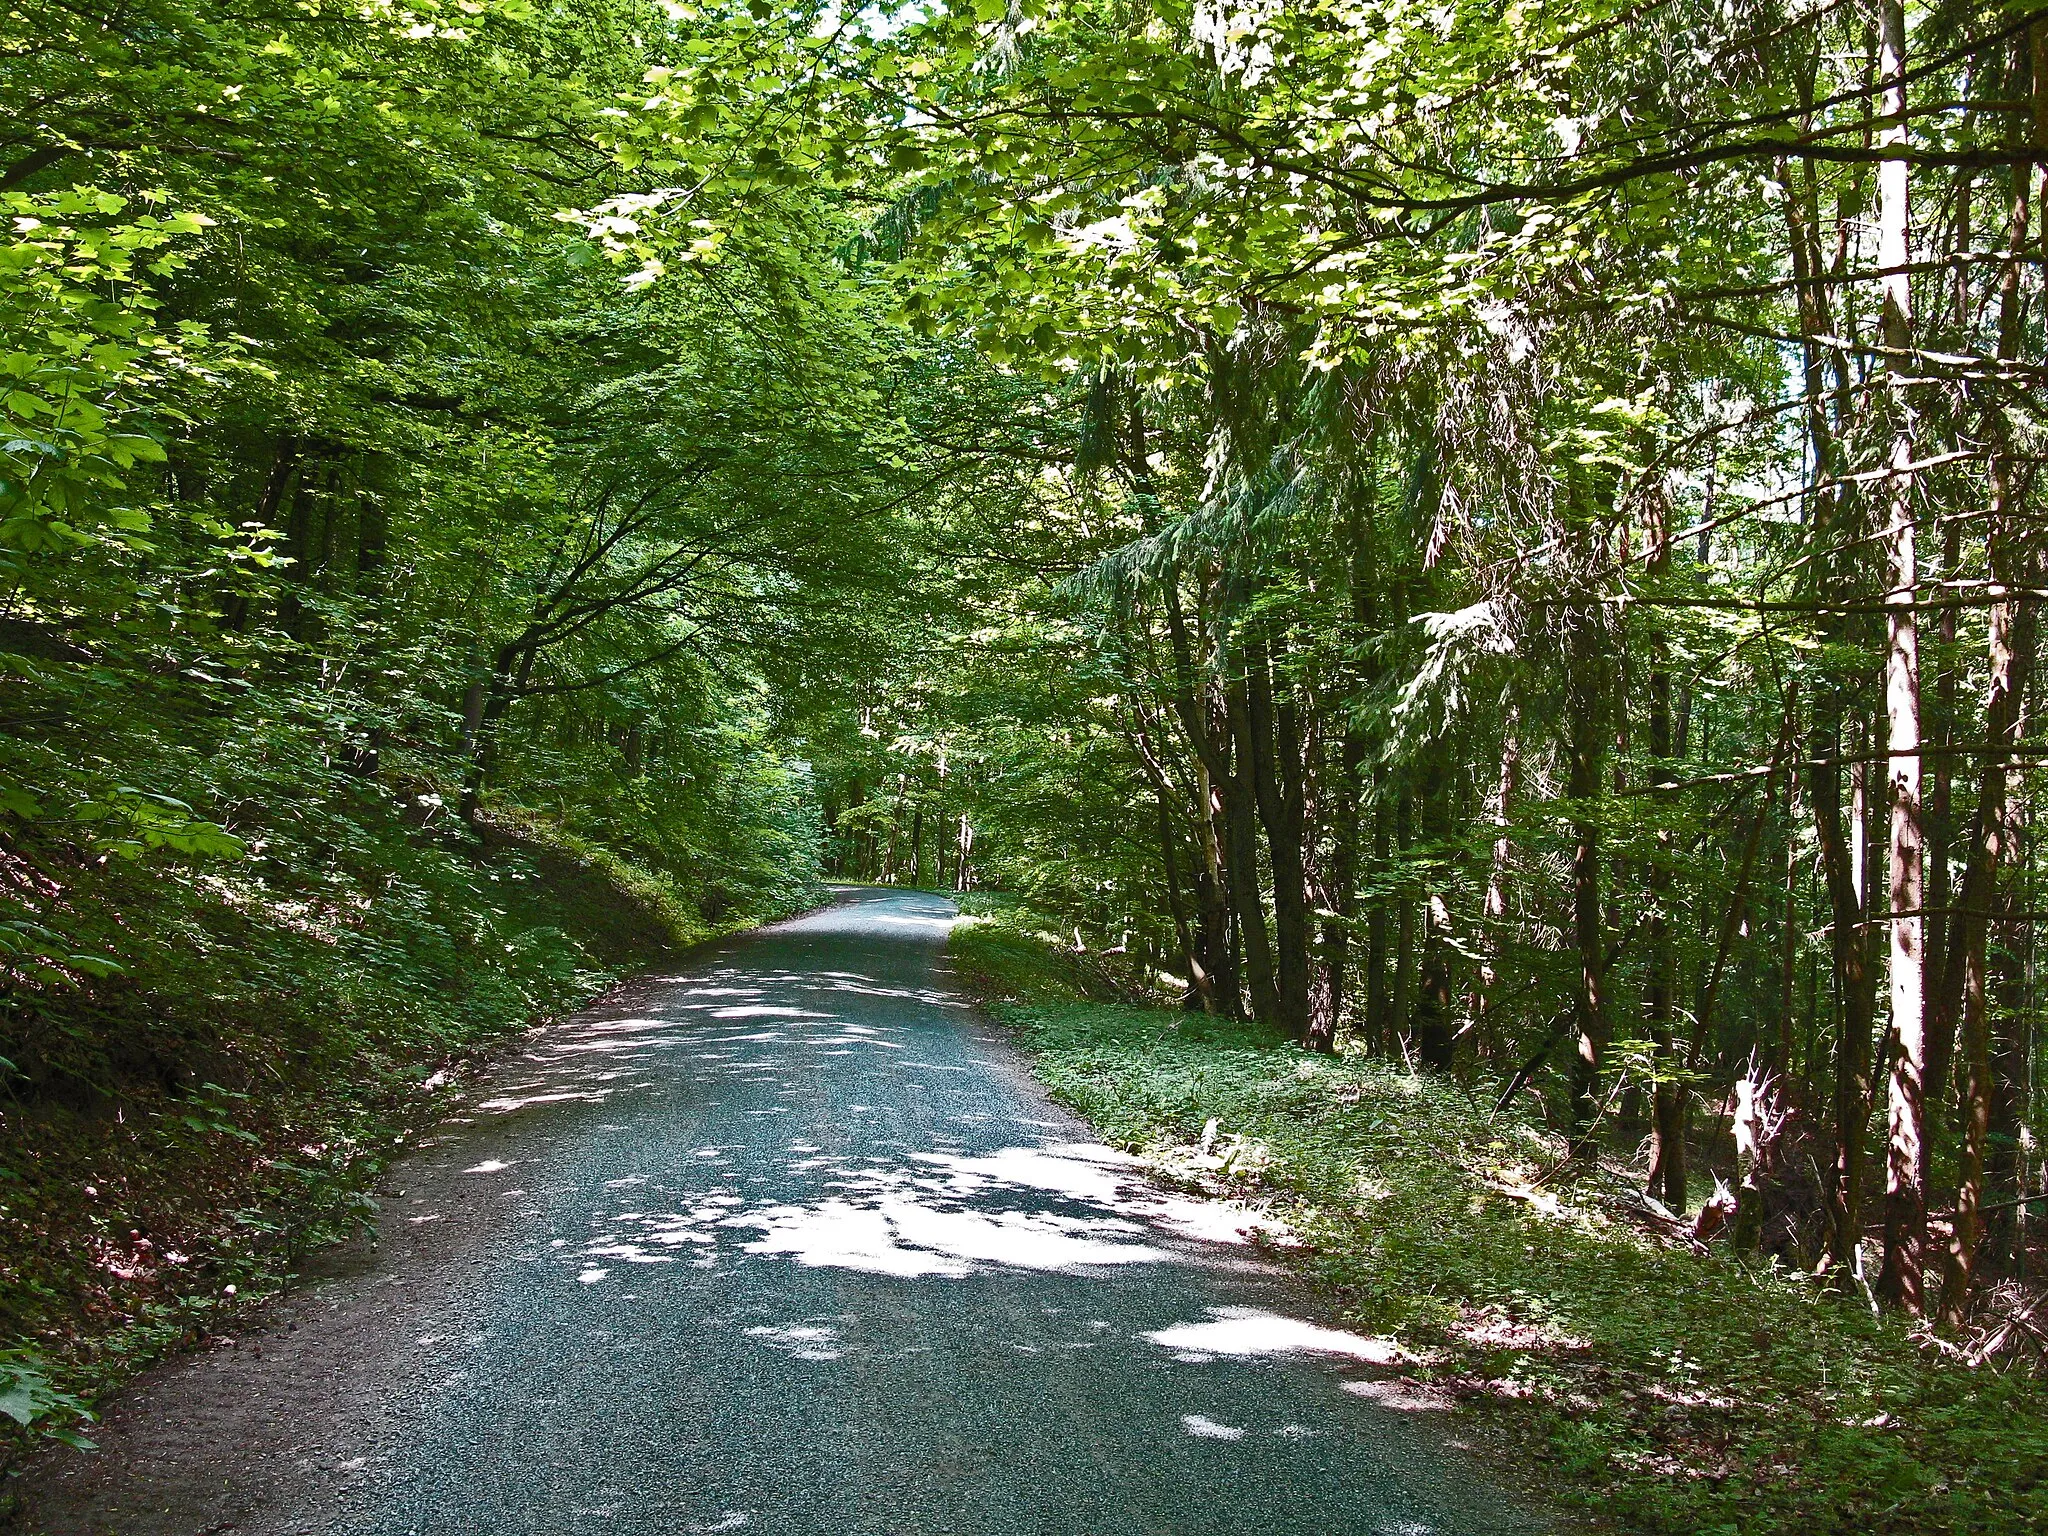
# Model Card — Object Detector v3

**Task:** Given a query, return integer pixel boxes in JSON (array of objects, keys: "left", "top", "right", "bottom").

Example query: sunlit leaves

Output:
[{"left": 0, "top": 191, "right": 212, "bottom": 560}]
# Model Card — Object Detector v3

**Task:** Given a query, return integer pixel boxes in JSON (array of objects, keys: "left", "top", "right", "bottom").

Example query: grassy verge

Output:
[
  {"left": 949, "top": 896, "right": 2048, "bottom": 1536},
  {"left": 0, "top": 809, "right": 811, "bottom": 1466}
]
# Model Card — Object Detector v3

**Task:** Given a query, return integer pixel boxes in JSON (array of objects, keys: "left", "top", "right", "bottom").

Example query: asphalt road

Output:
[{"left": 20, "top": 887, "right": 1541, "bottom": 1536}]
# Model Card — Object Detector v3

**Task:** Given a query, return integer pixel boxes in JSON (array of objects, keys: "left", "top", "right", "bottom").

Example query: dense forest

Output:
[
  {"left": 793, "top": 0, "right": 2048, "bottom": 1324},
  {"left": 2, "top": 0, "right": 2046, "bottom": 1503}
]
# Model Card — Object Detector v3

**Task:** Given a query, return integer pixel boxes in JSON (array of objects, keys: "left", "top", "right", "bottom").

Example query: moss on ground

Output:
[{"left": 950, "top": 900, "right": 2048, "bottom": 1536}]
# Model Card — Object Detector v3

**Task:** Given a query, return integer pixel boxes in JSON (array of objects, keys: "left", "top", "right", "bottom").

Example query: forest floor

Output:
[
  {"left": 0, "top": 815, "right": 783, "bottom": 1478},
  {"left": 948, "top": 896, "right": 2048, "bottom": 1536}
]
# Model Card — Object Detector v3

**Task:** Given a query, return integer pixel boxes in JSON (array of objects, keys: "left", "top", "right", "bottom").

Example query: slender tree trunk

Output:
[
  {"left": 1319, "top": 726, "right": 1363, "bottom": 1049},
  {"left": 844, "top": 779, "right": 866, "bottom": 880},
  {"left": 1162, "top": 574, "right": 1244, "bottom": 1017},
  {"left": 1475, "top": 718, "right": 1519, "bottom": 1066},
  {"left": 1945, "top": 703, "right": 2023, "bottom": 1319},
  {"left": 1150, "top": 783, "right": 1204, "bottom": 1002},
  {"left": 1984, "top": 878, "right": 2034, "bottom": 1270},
  {"left": 1567, "top": 611, "right": 1608, "bottom": 1159},
  {"left": 1129, "top": 703, "right": 1215, "bottom": 1011},
  {"left": 1812, "top": 715, "right": 1875, "bottom": 1268},
  {"left": 1693, "top": 694, "right": 1799, "bottom": 1066},
  {"left": 1412, "top": 765, "right": 1455, "bottom": 1070},
  {"left": 460, "top": 640, "right": 536, "bottom": 822},
  {"left": 1195, "top": 756, "right": 1237, "bottom": 1015},
  {"left": 1366, "top": 775, "right": 1392, "bottom": 1052},
  {"left": 1784, "top": 52, "right": 1873, "bottom": 1284},
  {"left": 221, "top": 434, "right": 296, "bottom": 631},
  {"left": 1922, "top": 514, "right": 1962, "bottom": 1143},
  {"left": 1273, "top": 662, "right": 1314, "bottom": 1040},
  {"left": 1392, "top": 789, "right": 1416, "bottom": 1052},
  {"left": 882, "top": 778, "right": 902, "bottom": 883},
  {"left": 1874, "top": 0, "right": 1927, "bottom": 1315},
  {"left": 279, "top": 459, "right": 319, "bottom": 641},
  {"left": 1777, "top": 798, "right": 1802, "bottom": 1081},
  {"left": 1223, "top": 668, "right": 1280, "bottom": 1026},
  {"left": 1645, "top": 519, "right": 1686, "bottom": 1208}
]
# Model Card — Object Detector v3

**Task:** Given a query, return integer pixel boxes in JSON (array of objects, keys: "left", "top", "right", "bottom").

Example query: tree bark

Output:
[
  {"left": 1162, "top": 574, "right": 1244, "bottom": 1017},
  {"left": 1874, "top": 0, "right": 1926, "bottom": 1315},
  {"left": 1244, "top": 628, "right": 1312, "bottom": 1041},
  {"left": 1567, "top": 610, "right": 1608, "bottom": 1159},
  {"left": 1412, "top": 765, "right": 1456, "bottom": 1071},
  {"left": 1393, "top": 789, "right": 1416, "bottom": 1051},
  {"left": 1319, "top": 725, "right": 1363, "bottom": 1050},
  {"left": 1940, "top": 107, "right": 2037, "bottom": 1319},
  {"left": 1366, "top": 773, "right": 1392, "bottom": 1052},
  {"left": 1222, "top": 655, "right": 1280, "bottom": 1026},
  {"left": 1644, "top": 514, "right": 1686, "bottom": 1209},
  {"left": 1475, "top": 717, "right": 1519, "bottom": 1067},
  {"left": 459, "top": 640, "right": 536, "bottom": 822},
  {"left": 1318, "top": 485, "right": 1378, "bottom": 1052},
  {"left": 1921, "top": 513, "right": 1962, "bottom": 1147}
]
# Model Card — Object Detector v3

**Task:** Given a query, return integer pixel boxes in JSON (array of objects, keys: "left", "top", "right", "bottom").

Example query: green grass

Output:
[{"left": 950, "top": 904, "right": 2048, "bottom": 1536}]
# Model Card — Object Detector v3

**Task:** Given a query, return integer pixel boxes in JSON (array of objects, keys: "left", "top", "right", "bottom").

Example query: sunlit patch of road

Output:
[{"left": 322, "top": 887, "right": 1542, "bottom": 1535}]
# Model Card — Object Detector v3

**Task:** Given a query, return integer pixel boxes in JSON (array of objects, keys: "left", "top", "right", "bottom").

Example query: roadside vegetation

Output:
[{"left": 952, "top": 897, "right": 2048, "bottom": 1536}]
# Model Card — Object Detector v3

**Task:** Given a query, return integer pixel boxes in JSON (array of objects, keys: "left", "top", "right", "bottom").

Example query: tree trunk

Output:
[
  {"left": 1412, "top": 766, "right": 1455, "bottom": 1071},
  {"left": 1366, "top": 773, "right": 1392, "bottom": 1052},
  {"left": 1777, "top": 802, "right": 1802, "bottom": 1081},
  {"left": 1223, "top": 669, "right": 1281, "bottom": 1027},
  {"left": 1475, "top": 718, "right": 1519, "bottom": 1066},
  {"left": 1567, "top": 611, "right": 1608, "bottom": 1159},
  {"left": 1392, "top": 789, "right": 1416, "bottom": 1052},
  {"left": 1130, "top": 703, "right": 1214, "bottom": 1011},
  {"left": 460, "top": 640, "right": 536, "bottom": 822},
  {"left": 1194, "top": 755, "right": 1237, "bottom": 1015},
  {"left": 1245, "top": 630, "right": 1312, "bottom": 1042},
  {"left": 1812, "top": 700, "right": 1874, "bottom": 1275},
  {"left": 1874, "top": 0, "right": 1926, "bottom": 1316},
  {"left": 1317, "top": 481, "right": 1378, "bottom": 1051},
  {"left": 1921, "top": 513, "right": 1962, "bottom": 1147},
  {"left": 1940, "top": 116, "right": 2037, "bottom": 1318},
  {"left": 1276, "top": 688, "right": 1309, "bottom": 989},
  {"left": 1162, "top": 574, "right": 1244, "bottom": 1018},
  {"left": 1319, "top": 725, "right": 1364, "bottom": 1050},
  {"left": 1644, "top": 517, "right": 1686, "bottom": 1209}
]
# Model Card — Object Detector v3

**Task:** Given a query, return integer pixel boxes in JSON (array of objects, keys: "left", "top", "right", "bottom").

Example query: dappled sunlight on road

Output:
[
  {"left": 353, "top": 890, "right": 1537, "bottom": 1536},
  {"left": 1144, "top": 1307, "right": 1405, "bottom": 1365},
  {"left": 443, "top": 925, "right": 1292, "bottom": 1298},
  {"left": 548, "top": 1138, "right": 1274, "bottom": 1285},
  {"left": 440, "top": 960, "right": 959, "bottom": 1126},
  {"left": 728, "top": 1185, "right": 1169, "bottom": 1278}
]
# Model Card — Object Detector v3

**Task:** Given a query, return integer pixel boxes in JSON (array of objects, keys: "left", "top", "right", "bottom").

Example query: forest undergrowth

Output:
[
  {"left": 0, "top": 807, "right": 811, "bottom": 1469},
  {"left": 950, "top": 896, "right": 2048, "bottom": 1536}
]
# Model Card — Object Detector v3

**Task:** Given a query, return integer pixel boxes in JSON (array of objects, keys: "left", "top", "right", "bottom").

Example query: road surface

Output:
[{"left": 20, "top": 887, "right": 1542, "bottom": 1536}]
